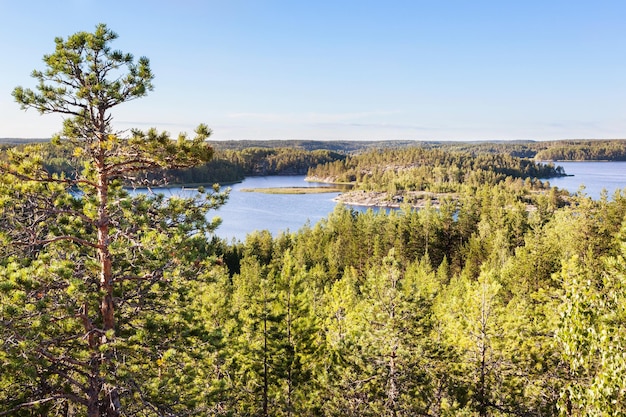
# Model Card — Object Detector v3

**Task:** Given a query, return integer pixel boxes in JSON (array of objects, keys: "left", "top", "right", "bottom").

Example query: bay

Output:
[
  {"left": 148, "top": 176, "right": 340, "bottom": 242},
  {"left": 154, "top": 162, "right": 625, "bottom": 242},
  {"left": 213, "top": 176, "right": 340, "bottom": 241},
  {"left": 547, "top": 161, "right": 626, "bottom": 200}
]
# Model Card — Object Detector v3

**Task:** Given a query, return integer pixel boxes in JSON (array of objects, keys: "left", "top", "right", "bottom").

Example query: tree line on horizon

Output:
[{"left": 2, "top": 138, "right": 626, "bottom": 188}]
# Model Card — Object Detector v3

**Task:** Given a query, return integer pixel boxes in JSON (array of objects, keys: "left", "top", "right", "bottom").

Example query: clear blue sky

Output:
[{"left": 1, "top": 0, "right": 626, "bottom": 141}]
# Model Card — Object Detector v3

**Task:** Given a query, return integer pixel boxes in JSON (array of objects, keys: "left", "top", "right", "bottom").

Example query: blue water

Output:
[
  {"left": 150, "top": 162, "right": 625, "bottom": 241},
  {"left": 213, "top": 176, "right": 340, "bottom": 241},
  {"left": 548, "top": 161, "right": 626, "bottom": 200}
]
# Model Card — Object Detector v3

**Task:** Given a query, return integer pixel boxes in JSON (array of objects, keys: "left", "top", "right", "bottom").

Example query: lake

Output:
[
  {"left": 213, "top": 176, "right": 341, "bottom": 241},
  {"left": 157, "top": 161, "right": 626, "bottom": 241},
  {"left": 547, "top": 161, "right": 626, "bottom": 200}
]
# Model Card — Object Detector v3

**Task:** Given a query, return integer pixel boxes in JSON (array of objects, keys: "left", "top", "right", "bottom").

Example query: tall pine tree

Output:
[{"left": 0, "top": 24, "right": 226, "bottom": 416}]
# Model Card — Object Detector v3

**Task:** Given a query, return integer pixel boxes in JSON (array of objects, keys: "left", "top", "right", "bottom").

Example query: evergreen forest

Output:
[
  {"left": 3, "top": 138, "right": 626, "bottom": 187},
  {"left": 2, "top": 24, "right": 626, "bottom": 417}
]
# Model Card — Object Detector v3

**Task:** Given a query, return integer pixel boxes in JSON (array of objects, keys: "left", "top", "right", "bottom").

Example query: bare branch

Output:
[
  {"left": 21, "top": 235, "right": 101, "bottom": 250},
  {"left": 0, "top": 394, "right": 88, "bottom": 416},
  {"left": 112, "top": 271, "right": 163, "bottom": 284}
]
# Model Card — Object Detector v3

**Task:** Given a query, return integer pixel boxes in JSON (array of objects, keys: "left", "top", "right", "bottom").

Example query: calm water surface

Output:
[
  {"left": 549, "top": 161, "right": 626, "bottom": 199},
  {"left": 214, "top": 176, "right": 340, "bottom": 241},
  {"left": 156, "top": 162, "right": 625, "bottom": 241}
]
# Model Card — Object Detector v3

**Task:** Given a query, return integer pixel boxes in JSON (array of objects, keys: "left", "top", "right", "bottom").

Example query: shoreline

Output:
[
  {"left": 333, "top": 190, "right": 457, "bottom": 209},
  {"left": 306, "top": 175, "right": 453, "bottom": 208}
]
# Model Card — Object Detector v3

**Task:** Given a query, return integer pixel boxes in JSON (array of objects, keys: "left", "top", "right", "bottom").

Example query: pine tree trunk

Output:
[
  {"left": 386, "top": 295, "right": 398, "bottom": 417},
  {"left": 286, "top": 277, "right": 293, "bottom": 417},
  {"left": 87, "top": 357, "right": 101, "bottom": 417},
  {"left": 94, "top": 154, "right": 120, "bottom": 417},
  {"left": 478, "top": 289, "right": 488, "bottom": 417},
  {"left": 387, "top": 345, "right": 398, "bottom": 417},
  {"left": 97, "top": 170, "right": 115, "bottom": 333}
]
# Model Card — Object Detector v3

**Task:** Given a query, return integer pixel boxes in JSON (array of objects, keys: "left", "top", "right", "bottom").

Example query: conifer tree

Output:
[
  {"left": 437, "top": 268, "right": 505, "bottom": 416},
  {"left": 323, "top": 250, "right": 439, "bottom": 416},
  {"left": 0, "top": 24, "right": 226, "bottom": 416},
  {"left": 273, "top": 250, "right": 323, "bottom": 416},
  {"left": 226, "top": 240, "right": 283, "bottom": 417}
]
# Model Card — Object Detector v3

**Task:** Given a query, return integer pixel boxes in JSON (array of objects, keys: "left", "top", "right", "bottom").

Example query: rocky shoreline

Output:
[
  {"left": 332, "top": 190, "right": 457, "bottom": 209},
  {"left": 306, "top": 175, "right": 455, "bottom": 208}
]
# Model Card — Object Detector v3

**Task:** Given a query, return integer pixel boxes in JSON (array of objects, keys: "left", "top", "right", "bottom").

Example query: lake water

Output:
[
  {"left": 213, "top": 176, "right": 341, "bottom": 241},
  {"left": 548, "top": 161, "right": 626, "bottom": 200},
  {"left": 155, "top": 162, "right": 626, "bottom": 241}
]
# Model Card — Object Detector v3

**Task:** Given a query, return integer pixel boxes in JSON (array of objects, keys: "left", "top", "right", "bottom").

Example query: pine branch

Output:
[{"left": 22, "top": 235, "right": 102, "bottom": 250}]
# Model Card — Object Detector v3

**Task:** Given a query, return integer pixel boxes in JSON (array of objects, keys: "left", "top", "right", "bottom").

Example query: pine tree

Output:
[
  {"left": 322, "top": 250, "right": 439, "bottom": 416},
  {"left": 0, "top": 24, "right": 226, "bottom": 416},
  {"left": 437, "top": 268, "right": 505, "bottom": 416},
  {"left": 226, "top": 251, "right": 284, "bottom": 416},
  {"left": 274, "top": 250, "right": 324, "bottom": 416}
]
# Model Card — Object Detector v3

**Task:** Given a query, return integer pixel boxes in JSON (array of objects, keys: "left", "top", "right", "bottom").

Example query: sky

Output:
[{"left": 1, "top": 0, "right": 626, "bottom": 141}]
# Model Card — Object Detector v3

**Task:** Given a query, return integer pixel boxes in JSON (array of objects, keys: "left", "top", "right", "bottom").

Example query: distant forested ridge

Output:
[
  {"left": 188, "top": 138, "right": 626, "bottom": 161},
  {"left": 533, "top": 139, "right": 626, "bottom": 161},
  {"left": 0, "top": 138, "right": 49, "bottom": 145},
  {"left": 158, "top": 147, "right": 346, "bottom": 184},
  {"left": 1, "top": 139, "right": 625, "bottom": 187},
  {"left": 205, "top": 139, "right": 428, "bottom": 153}
]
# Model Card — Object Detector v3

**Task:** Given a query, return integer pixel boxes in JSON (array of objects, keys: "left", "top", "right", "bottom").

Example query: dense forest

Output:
[
  {"left": 533, "top": 140, "right": 626, "bottom": 161},
  {"left": 207, "top": 184, "right": 626, "bottom": 417},
  {"left": 3, "top": 138, "right": 626, "bottom": 187},
  {"left": 307, "top": 147, "right": 565, "bottom": 187},
  {"left": 2, "top": 24, "right": 626, "bottom": 417},
  {"left": 4, "top": 143, "right": 626, "bottom": 415}
]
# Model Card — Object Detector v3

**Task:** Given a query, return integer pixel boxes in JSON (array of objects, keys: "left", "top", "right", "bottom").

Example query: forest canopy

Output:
[{"left": 3, "top": 134, "right": 626, "bottom": 415}]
